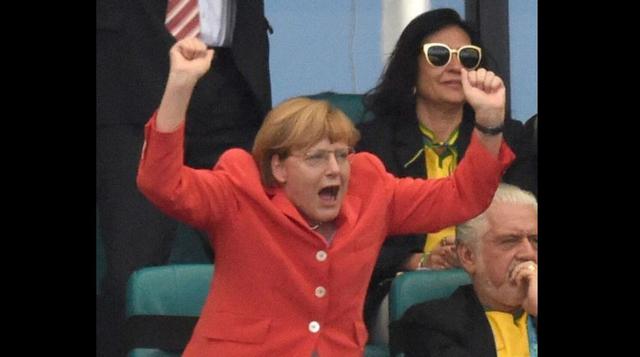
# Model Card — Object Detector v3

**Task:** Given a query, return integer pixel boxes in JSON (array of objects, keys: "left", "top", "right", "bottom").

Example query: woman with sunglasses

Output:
[
  {"left": 357, "top": 8, "right": 532, "bottom": 337},
  {"left": 137, "top": 35, "right": 513, "bottom": 356}
]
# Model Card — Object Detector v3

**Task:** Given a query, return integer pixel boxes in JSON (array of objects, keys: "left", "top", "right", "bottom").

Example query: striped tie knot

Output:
[{"left": 165, "top": 0, "right": 201, "bottom": 40}]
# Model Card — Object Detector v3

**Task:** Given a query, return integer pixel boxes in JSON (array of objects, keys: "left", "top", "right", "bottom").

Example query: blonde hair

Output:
[
  {"left": 456, "top": 183, "right": 537, "bottom": 249},
  {"left": 252, "top": 97, "right": 360, "bottom": 187}
]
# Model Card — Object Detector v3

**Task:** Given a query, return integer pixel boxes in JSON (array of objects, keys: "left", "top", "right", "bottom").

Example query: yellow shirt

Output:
[
  {"left": 419, "top": 124, "right": 458, "bottom": 253},
  {"left": 485, "top": 311, "right": 530, "bottom": 357}
]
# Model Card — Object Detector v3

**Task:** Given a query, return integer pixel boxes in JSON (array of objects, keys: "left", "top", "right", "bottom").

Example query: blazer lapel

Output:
[
  {"left": 330, "top": 193, "right": 361, "bottom": 248},
  {"left": 393, "top": 104, "right": 476, "bottom": 173},
  {"left": 392, "top": 118, "right": 426, "bottom": 178},
  {"left": 455, "top": 105, "right": 477, "bottom": 162},
  {"left": 270, "top": 188, "right": 309, "bottom": 229}
]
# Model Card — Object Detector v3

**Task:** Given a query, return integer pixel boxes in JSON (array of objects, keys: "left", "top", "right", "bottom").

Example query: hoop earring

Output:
[{"left": 412, "top": 86, "right": 417, "bottom": 96}]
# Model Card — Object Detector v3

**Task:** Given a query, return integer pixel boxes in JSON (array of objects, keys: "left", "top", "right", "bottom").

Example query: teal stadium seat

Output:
[
  {"left": 388, "top": 269, "right": 471, "bottom": 356},
  {"left": 96, "top": 210, "right": 210, "bottom": 297},
  {"left": 128, "top": 349, "right": 179, "bottom": 357},
  {"left": 306, "top": 91, "right": 371, "bottom": 125},
  {"left": 365, "top": 343, "right": 391, "bottom": 357},
  {"left": 125, "top": 264, "right": 214, "bottom": 357},
  {"left": 167, "top": 223, "right": 211, "bottom": 263},
  {"left": 124, "top": 263, "right": 386, "bottom": 356},
  {"left": 389, "top": 268, "right": 471, "bottom": 322}
]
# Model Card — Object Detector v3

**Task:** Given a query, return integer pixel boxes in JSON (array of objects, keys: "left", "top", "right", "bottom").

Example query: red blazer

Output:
[{"left": 137, "top": 114, "right": 514, "bottom": 357}]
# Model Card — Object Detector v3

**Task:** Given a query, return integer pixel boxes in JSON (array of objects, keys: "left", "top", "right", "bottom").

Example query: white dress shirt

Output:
[{"left": 198, "top": 0, "right": 236, "bottom": 47}]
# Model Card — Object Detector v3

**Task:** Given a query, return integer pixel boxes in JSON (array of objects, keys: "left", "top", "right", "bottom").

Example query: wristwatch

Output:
[{"left": 474, "top": 122, "right": 504, "bottom": 136}]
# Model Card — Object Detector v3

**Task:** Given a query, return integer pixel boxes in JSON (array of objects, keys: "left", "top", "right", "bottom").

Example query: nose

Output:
[
  {"left": 448, "top": 51, "right": 462, "bottom": 70},
  {"left": 516, "top": 236, "right": 537, "bottom": 262},
  {"left": 324, "top": 153, "right": 341, "bottom": 174}
]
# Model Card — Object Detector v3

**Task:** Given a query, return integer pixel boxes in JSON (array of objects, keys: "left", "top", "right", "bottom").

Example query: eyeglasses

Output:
[
  {"left": 422, "top": 43, "right": 482, "bottom": 70},
  {"left": 292, "top": 147, "right": 354, "bottom": 168}
]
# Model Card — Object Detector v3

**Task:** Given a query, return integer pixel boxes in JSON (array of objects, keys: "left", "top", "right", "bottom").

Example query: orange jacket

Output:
[{"left": 137, "top": 114, "right": 514, "bottom": 357}]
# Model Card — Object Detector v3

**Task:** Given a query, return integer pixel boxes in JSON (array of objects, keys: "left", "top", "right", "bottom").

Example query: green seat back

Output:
[
  {"left": 365, "top": 343, "right": 390, "bottom": 357},
  {"left": 388, "top": 269, "right": 471, "bottom": 356},
  {"left": 126, "top": 264, "right": 214, "bottom": 317},
  {"left": 128, "top": 349, "right": 179, "bottom": 357},
  {"left": 168, "top": 223, "right": 212, "bottom": 264},
  {"left": 125, "top": 264, "right": 214, "bottom": 357},
  {"left": 389, "top": 268, "right": 471, "bottom": 322},
  {"left": 306, "top": 91, "right": 371, "bottom": 125}
]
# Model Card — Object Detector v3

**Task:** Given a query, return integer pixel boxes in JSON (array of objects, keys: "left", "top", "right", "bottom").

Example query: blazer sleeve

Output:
[
  {"left": 386, "top": 132, "right": 515, "bottom": 235},
  {"left": 136, "top": 112, "right": 239, "bottom": 230}
]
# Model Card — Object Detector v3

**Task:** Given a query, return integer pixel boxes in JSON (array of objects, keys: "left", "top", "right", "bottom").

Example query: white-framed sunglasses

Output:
[{"left": 422, "top": 43, "right": 482, "bottom": 70}]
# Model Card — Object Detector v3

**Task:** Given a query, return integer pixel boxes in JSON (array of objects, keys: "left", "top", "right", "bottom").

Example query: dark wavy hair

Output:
[{"left": 364, "top": 8, "right": 482, "bottom": 122}]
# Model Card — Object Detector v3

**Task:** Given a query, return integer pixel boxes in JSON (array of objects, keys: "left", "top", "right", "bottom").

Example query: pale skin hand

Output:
[
  {"left": 404, "top": 252, "right": 424, "bottom": 270},
  {"left": 460, "top": 67, "right": 505, "bottom": 127},
  {"left": 156, "top": 37, "right": 215, "bottom": 132},
  {"left": 510, "top": 260, "right": 538, "bottom": 317},
  {"left": 425, "top": 236, "right": 459, "bottom": 269},
  {"left": 404, "top": 236, "right": 460, "bottom": 270},
  {"left": 460, "top": 67, "right": 506, "bottom": 156}
]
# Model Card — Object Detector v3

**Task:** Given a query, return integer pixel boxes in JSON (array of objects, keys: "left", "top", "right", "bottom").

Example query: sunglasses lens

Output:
[
  {"left": 459, "top": 48, "right": 481, "bottom": 69},
  {"left": 426, "top": 45, "right": 450, "bottom": 66}
]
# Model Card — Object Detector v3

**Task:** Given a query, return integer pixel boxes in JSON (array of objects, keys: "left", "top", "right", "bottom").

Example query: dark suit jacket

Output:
[
  {"left": 96, "top": 0, "right": 271, "bottom": 126},
  {"left": 390, "top": 285, "right": 499, "bottom": 357},
  {"left": 508, "top": 114, "right": 537, "bottom": 197}
]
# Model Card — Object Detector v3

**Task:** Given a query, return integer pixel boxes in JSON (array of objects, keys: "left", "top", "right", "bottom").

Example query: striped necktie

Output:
[{"left": 165, "top": 0, "right": 201, "bottom": 40}]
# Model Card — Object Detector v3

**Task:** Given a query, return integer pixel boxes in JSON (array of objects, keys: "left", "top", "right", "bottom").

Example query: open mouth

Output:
[{"left": 318, "top": 185, "right": 340, "bottom": 202}]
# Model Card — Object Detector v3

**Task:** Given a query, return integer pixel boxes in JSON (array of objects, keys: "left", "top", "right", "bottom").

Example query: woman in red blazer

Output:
[{"left": 137, "top": 37, "right": 514, "bottom": 357}]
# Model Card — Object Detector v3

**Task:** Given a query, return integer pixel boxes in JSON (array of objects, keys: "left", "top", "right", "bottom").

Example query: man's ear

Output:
[
  {"left": 457, "top": 243, "right": 477, "bottom": 275},
  {"left": 271, "top": 154, "right": 287, "bottom": 184}
]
